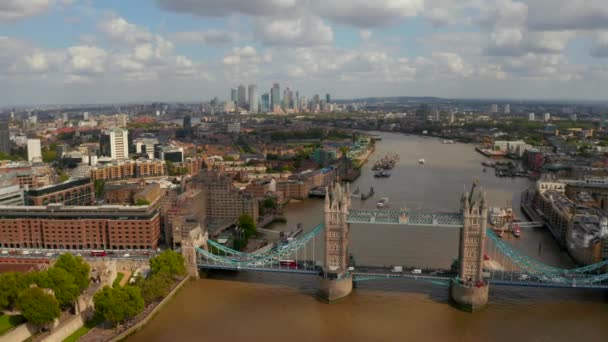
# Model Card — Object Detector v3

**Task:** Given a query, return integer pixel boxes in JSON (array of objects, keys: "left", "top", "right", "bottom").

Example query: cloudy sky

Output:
[{"left": 1, "top": 0, "right": 608, "bottom": 105}]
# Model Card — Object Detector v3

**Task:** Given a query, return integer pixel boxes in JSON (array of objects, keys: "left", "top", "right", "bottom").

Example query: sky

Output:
[{"left": 1, "top": 0, "right": 608, "bottom": 105}]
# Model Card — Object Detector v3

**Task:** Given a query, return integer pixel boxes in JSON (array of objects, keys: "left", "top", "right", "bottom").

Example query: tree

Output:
[
  {"left": 17, "top": 287, "right": 60, "bottom": 327},
  {"left": 94, "top": 179, "right": 105, "bottom": 198},
  {"left": 54, "top": 254, "right": 90, "bottom": 292},
  {"left": 93, "top": 286, "right": 144, "bottom": 326},
  {"left": 35, "top": 268, "right": 79, "bottom": 308},
  {"left": 135, "top": 199, "right": 150, "bottom": 206},
  {"left": 238, "top": 214, "right": 256, "bottom": 239},
  {"left": 0, "top": 272, "right": 31, "bottom": 310},
  {"left": 149, "top": 250, "right": 186, "bottom": 276},
  {"left": 134, "top": 273, "right": 173, "bottom": 304}
]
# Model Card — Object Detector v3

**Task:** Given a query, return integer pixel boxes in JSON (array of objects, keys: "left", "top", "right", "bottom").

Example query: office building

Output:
[
  {"left": 237, "top": 84, "right": 247, "bottom": 108},
  {"left": 183, "top": 115, "right": 192, "bottom": 130},
  {"left": 100, "top": 128, "right": 129, "bottom": 160},
  {"left": 544, "top": 113, "right": 551, "bottom": 122},
  {"left": 230, "top": 88, "right": 237, "bottom": 103},
  {"left": 27, "top": 139, "right": 42, "bottom": 162},
  {"left": 271, "top": 83, "right": 280, "bottom": 110},
  {"left": 195, "top": 172, "right": 258, "bottom": 228},
  {"left": 529, "top": 112, "right": 535, "bottom": 121},
  {"left": 326, "top": 93, "right": 331, "bottom": 103},
  {"left": 0, "top": 203, "right": 161, "bottom": 250},
  {"left": 490, "top": 104, "right": 498, "bottom": 113},
  {"left": 504, "top": 104, "right": 510, "bottom": 114},
  {"left": 261, "top": 93, "right": 270, "bottom": 113},
  {"left": 0, "top": 118, "right": 9, "bottom": 155},
  {"left": 248, "top": 84, "right": 258, "bottom": 113}
]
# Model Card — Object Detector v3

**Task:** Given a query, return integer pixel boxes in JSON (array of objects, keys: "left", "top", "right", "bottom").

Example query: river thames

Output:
[{"left": 129, "top": 132, "right": 608, "bottom": 342}]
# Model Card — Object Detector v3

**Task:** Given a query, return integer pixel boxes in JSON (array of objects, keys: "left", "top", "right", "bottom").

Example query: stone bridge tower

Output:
[
  {"left": 318, "top": 182, "right": 353, "bottom": 302},
  {"left": 450, "top": 180, "right": 489, "bottom": 312}
]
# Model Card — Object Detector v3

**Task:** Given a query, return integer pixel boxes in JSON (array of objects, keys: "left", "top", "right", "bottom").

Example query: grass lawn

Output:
[
  {"left": 113, "top": 272, "right": 125, "bottom": 287},
  {"left": 62, "top": 316, "right": 103, "bottom": 342},
  {"left": 0, "top": 314, "right": 26, "bottom": 335}
]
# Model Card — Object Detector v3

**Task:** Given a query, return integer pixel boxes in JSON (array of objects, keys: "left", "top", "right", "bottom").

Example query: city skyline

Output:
[{"left": 2, "top": 1, "right": 608, "bottom": 106}]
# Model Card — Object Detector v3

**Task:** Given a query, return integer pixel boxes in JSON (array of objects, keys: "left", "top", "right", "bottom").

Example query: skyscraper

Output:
[
  {"left": 0, "top": 118, "right": 9, "bottom": 155},
  {"left": 248, "top": 84, "right": 258, "bottom": 113},
  {"left": 100, "top": 128, "right": 129, "bottom": 160},
  {"left": 271, "top": 83, "right": 280, "bottom": 111},
  {"left": 27, "top": 139, "right": 41, "bottom": 162},
  {"left": 504, "top": 104, "right": 511, "bottom": 114},
  {"left": 261, "top": 93, "right": 270, "bottom": 113},
  {"left": 237, "top": 84, "right": 247, "bottom": 108},
  {"left": 326, "top": 93, "right": 331, "bottom": 103},
  {"left": 230, "top": 88, "right": 237, "bottom": 103},
  {"left": 183, "top": 115, "right": 192, "bottom": 130}
]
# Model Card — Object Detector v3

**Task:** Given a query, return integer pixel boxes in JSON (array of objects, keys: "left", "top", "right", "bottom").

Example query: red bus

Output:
[
  {"left": 91, "top": 250, "right": 107, "bottom": 257},
  {"left": 279, "top": 260, "right": 297, "bottom": 268}
]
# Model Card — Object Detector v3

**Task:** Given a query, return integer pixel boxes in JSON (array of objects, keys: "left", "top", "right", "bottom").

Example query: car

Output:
[
  {"left": 551, "top": 277, "right": 564, "bottom": 283},
  {"left": 33, "top": 250, "right": 42, "bottom": 255},
  {"left": 411, "top": 269, "right": 422, "bottom": 274},
  {"left": 21, "top": 250, "right": 30, "bottom": 255},
  {"left": 391, "top": 266, "right": 403, "bottom": 273},
  {"left": 347, "top": 266, "right": 355, "bottom": 271},
  {"left": 518, "top": 274, "right": 530, "bottom": 281},
  {"left": 45, "top": 252, "right": 53, "bottom": 257},
  {"left": 539, "top": 275, "right": 550, "bottom": 282},
  {"left": 123, "top": 253, "right": 130, "bottom": 258},
  {"left": 1, "top": 250, "right": 8, "bottom": 255}
]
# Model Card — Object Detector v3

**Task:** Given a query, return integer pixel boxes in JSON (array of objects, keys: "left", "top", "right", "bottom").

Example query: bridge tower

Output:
[
  {"left": 318, "top": 182, "right": 353, "bottom": 302},
  {"left": 450, "top": 180, "right": 489, "bottom": 312}
]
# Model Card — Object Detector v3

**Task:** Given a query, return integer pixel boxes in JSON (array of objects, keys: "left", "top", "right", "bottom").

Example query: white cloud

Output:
[
  {"left": 66, "top": 45, "right": 107, "bottom": 74},
  {"left": 310, "top": 0, "right": 424, "bottom": 27},
  {"left": 591, "top": 32, "right": 608, "bottom": 58},
  {"left": 174, "top": 30, "right": 236, "bottom": 45},
  {"left": 156, "top": 0, "right": 297, "bottom": 17},
  {"left": 98, "top": 16, "right": 153, "bottom": 45},
  {"left": 254, "top": 13, "right": 333, "bottom": 46},
  {"left": 0, "top": 0, "right": 53, "bottom": 22},
  {"left": 526, "top": 0, "right": 608, "bottom": 31}
]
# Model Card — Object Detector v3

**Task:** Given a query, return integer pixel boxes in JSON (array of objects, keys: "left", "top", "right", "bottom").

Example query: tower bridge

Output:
[{"left": 185, "top": 181, "right": 608, "bottom": 312}]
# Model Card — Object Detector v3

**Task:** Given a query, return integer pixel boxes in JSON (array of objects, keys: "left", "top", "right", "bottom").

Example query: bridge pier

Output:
[
  {"left": 318, "top": 274, "right": 353, "bottom": 303},
  {"left": 449, "top": 279, "right": 489, "bottom": 312}
]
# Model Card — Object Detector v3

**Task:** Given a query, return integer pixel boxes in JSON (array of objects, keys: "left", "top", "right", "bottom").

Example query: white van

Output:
[
  {"left": 391, "top": 266, "right": 403, "bottom": 273},
  {"left": 411, "top": 269, "right": 422, "bottom": 274}
]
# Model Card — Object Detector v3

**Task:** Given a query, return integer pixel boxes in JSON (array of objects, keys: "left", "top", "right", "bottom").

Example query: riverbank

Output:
[{"left": 79, "top": 275, "right": 190, "bottom": 342}]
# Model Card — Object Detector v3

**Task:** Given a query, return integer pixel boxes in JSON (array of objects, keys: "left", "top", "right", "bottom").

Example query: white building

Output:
[
  {"left": 0, "top": 184, "right": 23, "bottom": 206},
  {"left": 103, "top": 128, "right": 129, "bottom": 160},
  {"left": 528, "top": 112, "right": 535, "bottom": 121},
  {"left": 27, "top": 139, "right": 42, "bottom": 162},
  {"left": 544, "top": 112, "right": 551, "bottom": 122},
  {"left": 248, "top": 84, "right": 258, "bottom": 113},
  {"left": 490, "top": 104, "right": 498, "bottom": 113},
  {"left": 504, "top": 104, "right": 510, "bottom": 114},
  {"left": 494, "top": 140, "right": 531, "bottom": 157}
]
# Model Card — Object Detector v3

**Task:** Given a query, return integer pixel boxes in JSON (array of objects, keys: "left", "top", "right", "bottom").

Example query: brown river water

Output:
[{"left": 129, "top": 132, "right": 608, "bottom": 342}]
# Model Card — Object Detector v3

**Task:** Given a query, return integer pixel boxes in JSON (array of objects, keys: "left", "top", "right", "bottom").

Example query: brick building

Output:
[
  {"left": 0, "top": 203, "right": 161, "bottom": 250},
  {"left": 25, "top": 178, "right": 94, "bottom": 206},
  {"left": 90, "top": 159, "right": 166, "bottom": 181}
]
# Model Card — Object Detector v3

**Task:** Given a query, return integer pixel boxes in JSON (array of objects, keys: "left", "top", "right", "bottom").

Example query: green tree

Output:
[
  {"left": 35, "top": 268, "right": 80, "bottom": 308},
  {"left": 94, "top": 179, "right": 105, "bottom": 198},
  {"left": 0, "top": 273, "right": 31, "bottom": 310},
  {"left": 93, "top": 286, "right": 145, "bottom": 326},
  {"left": 135, "top": 199, "right": 150, "bottom": 206},
  {"left": 238, "top": 213, "right": 256, "bottom": 239},
  {"left": 54, "top": 254, "right": 90, "bottom": 292},
  {"left": 149, "top": 250, "right": 186, "bottom": 276},
  {"left": 17, "top": 287, "right": 60, "bottom": 327},
  {"left": 134, "top": 273, "right": 173, "bottom": 303}
]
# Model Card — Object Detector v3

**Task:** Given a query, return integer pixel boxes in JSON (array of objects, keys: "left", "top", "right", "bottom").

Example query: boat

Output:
[
  {"left": 377, "top": 197, "right": 390, "bottom": 208},
  {"left": 513, "top": 225, "right": 521, "bottom": 238},
  {"left": 374, "top": 171, "right": 391, "bottom": 178},
  {"left": 418, "top": 159, "right": 425, "bottom": 165}
]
